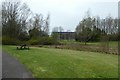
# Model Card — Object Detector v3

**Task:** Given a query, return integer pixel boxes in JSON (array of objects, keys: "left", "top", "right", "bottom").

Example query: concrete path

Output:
[
  {"left": 2, "top": 51, "right": 34, "bottom": 78},
  {"left": 0, "top": 50, "right": 2, "bottom": 80}
]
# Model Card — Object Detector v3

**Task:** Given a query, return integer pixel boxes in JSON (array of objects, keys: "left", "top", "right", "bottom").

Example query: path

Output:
[{"left": 2, "top": 51, "right": 34, "bottom": 78}]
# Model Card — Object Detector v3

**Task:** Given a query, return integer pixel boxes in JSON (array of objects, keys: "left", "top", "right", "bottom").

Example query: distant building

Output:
[{"left": 53, "top": 32, "right": 75, "bottom": 40}]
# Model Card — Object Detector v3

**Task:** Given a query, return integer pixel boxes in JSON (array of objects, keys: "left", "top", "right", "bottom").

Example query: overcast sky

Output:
[{"left": 7, "top": 0, "right": 120, "bottom": 32}]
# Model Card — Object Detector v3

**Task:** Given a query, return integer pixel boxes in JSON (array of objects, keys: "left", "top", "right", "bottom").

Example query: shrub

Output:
[
  {"left": 28, "top": 39, "right": 40, "bottom": 45},
  {"left": 28, "top": 37, "right": 60, "bottom": 45},
  {"left": 108, "top": 34, "right": 118, "bottom": 41},
  {"left": 2, "top": 36, "right": 21, "bottom": 45}
]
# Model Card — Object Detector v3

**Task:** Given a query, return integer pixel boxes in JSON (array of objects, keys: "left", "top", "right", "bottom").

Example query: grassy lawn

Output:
[{"left": 2, "top": 45, "right": 118, "bottom": 78}]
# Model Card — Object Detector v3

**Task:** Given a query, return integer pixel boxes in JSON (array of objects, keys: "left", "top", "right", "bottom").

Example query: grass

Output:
[
  {"left": 60, "top": 40, "right": 118, "bottom": 48},
  {"left": 2, "top": 45, "right": 118, "bottom": 78}
]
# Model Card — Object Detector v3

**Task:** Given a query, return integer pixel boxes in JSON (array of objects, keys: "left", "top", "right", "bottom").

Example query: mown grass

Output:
[{"left": 2, "top": 45, "right": 118, "bottom": 78}]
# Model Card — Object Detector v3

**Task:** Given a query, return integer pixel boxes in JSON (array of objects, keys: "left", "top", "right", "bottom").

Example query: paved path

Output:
[
  {"left": 2, "top": 51, "right": 34, "bottom": 78},
  {"left": 0, "top": 50, "right": 2, "bottom": 80}
]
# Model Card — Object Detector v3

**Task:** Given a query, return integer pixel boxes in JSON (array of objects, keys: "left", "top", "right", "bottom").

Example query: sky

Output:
[{"left": 1, "top": 0, "right": 119, "bottom": 32}]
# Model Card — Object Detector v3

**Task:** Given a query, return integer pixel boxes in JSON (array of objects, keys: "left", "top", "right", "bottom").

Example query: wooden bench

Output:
[{"left": 17, "top": 44, "right": 29, "bottom": 50}]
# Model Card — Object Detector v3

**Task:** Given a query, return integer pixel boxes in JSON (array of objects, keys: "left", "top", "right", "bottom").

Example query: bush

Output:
[
  {"left": 28, "top": 37, "right": 60, "bottom": 45},
  {"left": 108, "top": 34, "right": 118, "bottom": 41},
  {"left": 27, "top": 39, "right": 40, "bottom": 45},
  {"left": 2, "top": 36, "right": 21, "bottom": 45}
]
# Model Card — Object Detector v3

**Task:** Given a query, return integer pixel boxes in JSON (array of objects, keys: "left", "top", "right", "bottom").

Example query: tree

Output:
[
  {"left": 101, "top": 19, "right": 106, "bottom": 33},
  {"left": 29, "top": 27, "right": 40, "bottom": 39},
  {"left": 78, "top": 27, "right": 92, "bottom": 44},
  {"left": 28, "top": 13, "right": 49, "bottom": 39},
  {"left": 28, "top": 14, "right": 43, "bottom": 39},
  {"left": 75, "top": 10, "right": 95, "bottom": 44},
  {"left": 105, "top": 14, "right": 113, "bottom": 34},
  {"left": 52, "top": 27, "right": 59, "bottom": 32},
  {"left": 2, "top": 1, "right": 20, "bottom": 38},
  {"left": 18, "top": 31, "right": 29, "bottom": 41},
  {"left": 95, "top": 16, "right": 101, "bottom": 29},
  {"left": 75, "top": 11, "right": 107, "bottom": 43},
  {"left": 113, "top": 18, "right": 118, "bottom": 34},
  {"left": 51, "top": 32, "right": 59, "bottom": 40},
  {"left": 91, "top": 26, "right": 103, "bottom": 41},
  {"left": 51, "top": 26, "right": 64, "bottom": 40},
  {"left": 43, "top": 14, "right": 50, "bottom": 35},
  {"left": 2, "top": 0, "right": 31, "bottom": 39},
  {"left": 18, "top": 3, "right": 31, "bottom": 32}
]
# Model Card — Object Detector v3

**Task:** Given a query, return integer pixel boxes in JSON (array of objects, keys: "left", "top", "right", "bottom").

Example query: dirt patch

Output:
[{"left": 39, "top": 44, "right": 118, "bottom": 55}]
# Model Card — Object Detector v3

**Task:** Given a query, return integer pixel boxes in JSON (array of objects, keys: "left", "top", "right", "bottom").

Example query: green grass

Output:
[{"left": 3, "top": 45, "right": 118, "bottom": 78}]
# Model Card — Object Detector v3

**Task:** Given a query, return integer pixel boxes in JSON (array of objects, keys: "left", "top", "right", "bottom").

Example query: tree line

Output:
[
  {"left": 2, "top": 0, "right": 118, "bottom": 45},
  {"left": 75, "top": 11, "right": 118, "bottom": 44},
  {"left": 2, "top": 0, "right": 59, "bottom": 45}
]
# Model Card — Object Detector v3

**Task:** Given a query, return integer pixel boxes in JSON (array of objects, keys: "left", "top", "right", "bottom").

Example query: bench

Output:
[{"left": 17, "top": 44, "right": 29, "bottom": 50}]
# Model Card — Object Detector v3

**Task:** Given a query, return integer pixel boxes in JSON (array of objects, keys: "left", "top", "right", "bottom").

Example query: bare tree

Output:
[
  {"left": 19, "top": 3, "right": 31, "bottom": 32},
  {"left": 43, "top": 13, "right": 50, "bottom": 35},
  {"left": 59, "top": 26, "right": 64, "bottom": 32},
  {"left": 105, "top": 14, "right": 113, "bottom": 34},
  {"left": 52, "top": 27, "right": 59, "bottom": 32},
  {"left": 2, "top": 0, "right": 31, "bottom": 38},
  {"left": 2, "top": 0, "right": 21, "bottom": 38},
  {"left": 95, "top": 16, "right": 101, "bottom": 29},
  {"left": 52, "top": 26, "right": 64, "bottom": 32},
  {"left": 113, "top": 18, "right": 118, "bottom": 34},
  {"left": 51, "top": 26, "right": 64, "bottom": 40},
  {"left": 28, "top": 13, "right": 45, "bottom": 38}
]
